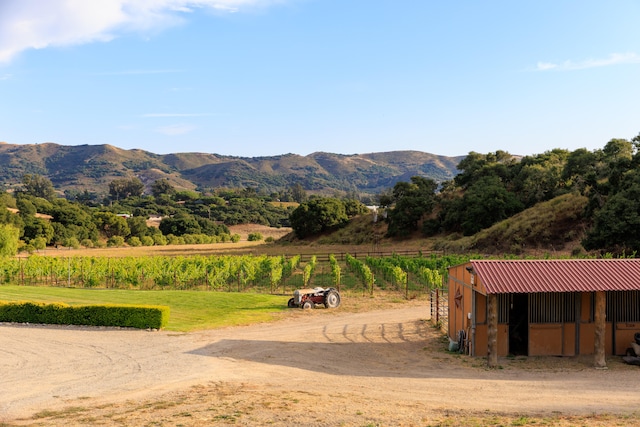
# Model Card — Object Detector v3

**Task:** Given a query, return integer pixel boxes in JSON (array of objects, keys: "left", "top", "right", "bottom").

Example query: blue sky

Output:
[{"left": 1, "top": 0, "right": 639, "bottom": 158}]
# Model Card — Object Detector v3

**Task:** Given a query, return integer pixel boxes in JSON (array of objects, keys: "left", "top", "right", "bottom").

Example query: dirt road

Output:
[{"left": 2, "top": 303, "right": 639, "bottom": 426}]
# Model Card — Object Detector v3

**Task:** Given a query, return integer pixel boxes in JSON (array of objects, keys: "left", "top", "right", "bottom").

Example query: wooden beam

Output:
[
  {"left": 594, "top": 291, "right": 606, "bottom": 369},
  {"left": 487, "top": 293, "right": 498, "bottom": 368}
]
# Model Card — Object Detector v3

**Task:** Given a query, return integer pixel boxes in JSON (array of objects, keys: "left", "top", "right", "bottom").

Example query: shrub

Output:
[
  {"left": 0, "top": 301, "right": 170, "bottom": 329},
  {"left": 107, "top": 236, "right": 125, "bottom": 247},
  {"left": 127, "top": 236, "right": 142, "bottom": 247},
  {"left": 64, "top": 236, "right": 81, "bottom": 249},
  {"left": 141, "top": 235, "right": 155, "bottom": 246},
  {"left": 153, "top": 234, "right": 167, "bottom": 246},
  {"left": 248, "top": 232, "right": 263, "bottom": 241},
  {"left": 167, "top": 235, "right": 185, "bottom": 245},
  {"left": 81, "top": 238, "right": 94, "bottom": 248},
  {"left": 230, "top": 234, "right": 241, "bottom": 243}
]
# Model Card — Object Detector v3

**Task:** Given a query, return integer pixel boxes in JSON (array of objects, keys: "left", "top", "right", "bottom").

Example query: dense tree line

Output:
[
  {"left": 383, "top": 135, "right": 640, "bottom": 254},
  {"left": 0, "top": 176, "right": 307, "bottom": 253},
  {"left": 289, "top": 197, "right": 369, "bottom": 238},
  {"left": 3, "top": 135, "right": 640, "bottom": 256}
]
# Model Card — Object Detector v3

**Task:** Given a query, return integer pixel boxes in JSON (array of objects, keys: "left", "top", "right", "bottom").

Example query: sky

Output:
[{"left": 1, "top": 0, "right": 639, "bottom": 158}]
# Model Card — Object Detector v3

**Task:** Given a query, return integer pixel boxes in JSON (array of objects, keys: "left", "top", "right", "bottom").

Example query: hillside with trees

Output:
[
  {"left": 0, "top": 136, "right": 639, "bottom": 256},
  {"left": 0, "top": 142, "right": 462, "bottom": 202},
  {"left": 375, "top": 135, "right": 640, "bottom": 255}
]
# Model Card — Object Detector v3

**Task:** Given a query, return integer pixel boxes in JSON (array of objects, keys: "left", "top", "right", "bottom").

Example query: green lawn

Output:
[{"left": 0, "top": 285, "right": 289, "bottom": 332}]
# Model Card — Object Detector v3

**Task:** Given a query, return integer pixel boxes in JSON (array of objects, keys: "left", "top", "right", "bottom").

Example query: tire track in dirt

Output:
[{"left": 2, "top": 304, "right": 640, "bottom": 425}]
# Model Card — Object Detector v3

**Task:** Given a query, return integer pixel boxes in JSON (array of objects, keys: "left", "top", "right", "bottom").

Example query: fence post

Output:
[{"left": 405, "top": 274, "right": 408, "bottom": 300}]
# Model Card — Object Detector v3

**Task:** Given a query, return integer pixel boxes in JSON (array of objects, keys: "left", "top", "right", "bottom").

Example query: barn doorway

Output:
[{"left": 509, "top": 293, "right": 528, "bottom": 355}]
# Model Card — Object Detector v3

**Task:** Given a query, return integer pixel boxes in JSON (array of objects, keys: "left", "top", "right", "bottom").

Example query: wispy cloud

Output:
[
  {"left": 0, "top": 0, "right": 288, "bottom": 64},
  {"left": 0, "top": 74, "right": 11, "bottom": 80},
  {"left": 143, "top": 113, "right": 211, "bottom": 117},
  {"left": 155, "top": 123, "right": 197, "bottom": 135},
  {"left": 536, "top": 53, "right": 640, "bottom": 71},
  {"left": 95, "top": 69, "right": 184, "bottom": 76}
]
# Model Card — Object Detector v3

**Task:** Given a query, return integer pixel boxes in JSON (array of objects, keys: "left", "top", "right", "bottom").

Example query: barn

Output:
[{"left": 448, "top": 259, "right": 640, "bottom": 367}]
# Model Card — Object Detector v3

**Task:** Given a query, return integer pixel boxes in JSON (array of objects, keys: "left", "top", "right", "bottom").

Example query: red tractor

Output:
[{"left": 287, "top": 287, "right": 341, "bottom": 309}]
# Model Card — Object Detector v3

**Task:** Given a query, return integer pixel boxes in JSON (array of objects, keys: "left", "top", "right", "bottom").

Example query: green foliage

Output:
[
  {"left": 64, "top": 236, "right": 81, "bottom": 249},
  {"left": 0, "top": 300, "right": 169, "bottom": 329},
  {"left": 109, "top": 177, "right": 144, "bottom": 201},
  {"left": 159, "top": 213, "right": 201, "bottom": 236},
  {"left": 22, "top": 216, "right": 54, "bottom": 244},
  {"left": 583, "top": 177, "right": 640, "bottom": 252},
  {"left": 140, "top": 235, "right": 155, "bottom": 246},
  {"left": 302, "top": 255, "right": 317, "bottom": 287},
  {"left": 0, "top": 224, "right": 20, "bottom": 257},
  {"left": 247, "top": 232, "right": 263, "bottom": 241},
  {"left": 329, "top": 254, "right": 341, "bottom": 286},
  {"left": 107, "top": 235, "right": 125, "bottom": 247},
  {"left": 127, "top": 236, "right": 142, "bottom": 247},
  {"left": 153, "top": 233, "right": 168, "bottom": 246},
  {"left": 93, "top": 211, "right": 130, "bottom": 238},
  {"left": 342, "top": 199, "right": 369, "bottom": 217},
  {"left": 435, "top": 194, "right": 588, "bottom": 254},
  {"left": 460, "top": 176, "right": 524, "bottom": 235},
  {"left": 345, "top": 253, "right": 374, "bottom": 294},
  {"left": 290, "top": 197, "right": 349, "bottom": 238},
  {"left": 386, "top": 176, "right": 438, "bottom": 237},
  {"left": 16, "top": 196, "right": 37, "bottom": 216},
  {"left": 127, "top": 216, "right": 152, "bottom": 238},
  {"left": 151, "top": 179, "right": 176, "bottom": 198},
  {"left": 46, "top": 199, "right": 99, "bottom": 244},
  {"left": 0, "top": 285, "right": 287, "bottom": 331},
  {"left": 21, "top": 174, "right": 56, "bottom": 201}
]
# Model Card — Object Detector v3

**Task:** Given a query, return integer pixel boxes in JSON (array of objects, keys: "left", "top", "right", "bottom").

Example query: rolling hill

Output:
[{"left": 0, "top": 142, "right": 463, "bottom": 198}]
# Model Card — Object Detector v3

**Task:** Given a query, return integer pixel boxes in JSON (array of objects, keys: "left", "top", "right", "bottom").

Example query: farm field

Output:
[{"left": 2, "top": 240, "right": 639, "bottom": 426}]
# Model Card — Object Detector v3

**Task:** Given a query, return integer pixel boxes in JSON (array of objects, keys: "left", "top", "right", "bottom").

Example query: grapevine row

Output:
[{"left": 345, "top": 253, "right": 374, "bottom": 295}]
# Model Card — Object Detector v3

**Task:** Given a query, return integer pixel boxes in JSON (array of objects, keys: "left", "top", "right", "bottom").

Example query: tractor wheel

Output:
[
  {"left": 324, "top": 290, "right": 341, "bottom": 308},
  {"left": 287, "top": 298, "right": 295, "bottom": 308},
  {"left": 302, "top": 300, "right": 314, "bottom": 309}
]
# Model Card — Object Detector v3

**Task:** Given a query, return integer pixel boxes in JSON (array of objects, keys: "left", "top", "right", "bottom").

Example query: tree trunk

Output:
[
  {"left": 594, "top": 291, "right": 607, "bottom": 369},
  {"left": 487, "top": 293, "right": 498, "bottom": 368}
]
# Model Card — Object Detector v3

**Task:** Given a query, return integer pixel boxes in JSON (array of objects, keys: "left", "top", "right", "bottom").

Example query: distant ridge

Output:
[{"left": 0, "top": 142, "right": 463, "bottom": 198}]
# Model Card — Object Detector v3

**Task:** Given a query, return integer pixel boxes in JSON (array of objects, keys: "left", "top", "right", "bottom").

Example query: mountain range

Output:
[{"left": 0, "top": 142, "right": 463, "bottom": 198}]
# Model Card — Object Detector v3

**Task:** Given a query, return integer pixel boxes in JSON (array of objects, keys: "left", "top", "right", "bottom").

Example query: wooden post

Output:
[
  {"left": 487, "top": 293, "right": 498, "bottom": 368},
  {"left": 594, "top": 291, "right": 607, "bottom": 369}
]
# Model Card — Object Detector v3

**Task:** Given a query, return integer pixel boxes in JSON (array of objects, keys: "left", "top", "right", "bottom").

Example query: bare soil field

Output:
[
  {"left": 2, "top": 297, "right": 639, "bottom": 427},
  {"left": 26, "top": 224, "right": 294, "bottom": 258}
]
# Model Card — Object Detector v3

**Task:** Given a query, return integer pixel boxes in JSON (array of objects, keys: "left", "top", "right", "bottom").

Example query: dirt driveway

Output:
[{"left": 2, "top": 302, "right": 639, "bottom": 426}]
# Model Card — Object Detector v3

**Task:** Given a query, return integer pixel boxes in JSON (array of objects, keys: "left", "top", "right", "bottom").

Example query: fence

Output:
[
  {"left": 430, "top": 289, "right": 448, "bottom": 328},
  {"left": 297, "top": 250, "right": 441, "bottom": 263}
]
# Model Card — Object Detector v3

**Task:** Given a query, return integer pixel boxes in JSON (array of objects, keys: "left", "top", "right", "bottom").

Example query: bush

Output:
[
  {"left": 127, "top": 236, "right": 142, "bottom": 247},
  {"left": 107, "top": 236, "right": 125, "bottom": 247},
  {"left": 247, "top": 232, "right": 263, "bottom": 241},
  {"left": 0, "top": 301, "right": 170, "bottom": 329},
  {"left": 230, "top": 234, "right": 241, "bottom": 243},
  {"left": 81, "top": 238, "right": 94, "bottom": 248},
  {"left": 64, "top": 236, "right": 81, "bottom": 249},
  {"left": 141, "top": 236, "right": 155, "bottom": 246},
  {"left": 153, "top": 234, "right": 167, "bottom": 246},
  {"left": 167, "top": 235, "right": 185, "bottom": 245}
]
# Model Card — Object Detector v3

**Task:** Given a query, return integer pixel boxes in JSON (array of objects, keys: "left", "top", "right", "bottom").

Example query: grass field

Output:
[{"left": 0, "top": 285, "right": 289, "bottom": 331}]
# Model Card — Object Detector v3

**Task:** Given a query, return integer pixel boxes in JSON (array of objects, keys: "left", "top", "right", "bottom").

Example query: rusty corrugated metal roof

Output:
[{"left": 469, "top": 259, "right": 640, "bottom": 294}]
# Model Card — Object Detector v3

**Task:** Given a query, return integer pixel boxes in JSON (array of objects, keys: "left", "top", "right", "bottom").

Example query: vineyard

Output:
[{"left": 0, "top": 253, "right": 470, "bottom": 297}]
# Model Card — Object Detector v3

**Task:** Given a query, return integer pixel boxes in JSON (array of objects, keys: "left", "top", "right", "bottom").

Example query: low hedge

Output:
[{"left": 0, "top": 300, "right": 170, "bottom": 329}]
